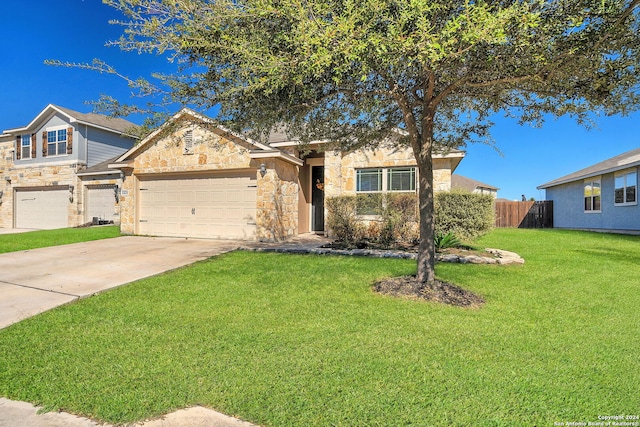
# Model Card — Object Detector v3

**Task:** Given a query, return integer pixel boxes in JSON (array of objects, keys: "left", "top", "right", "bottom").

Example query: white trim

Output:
[
  {"left": 356, "top": 166, "right": 417, "bottom": 193},
  {"left": 583, "top": 177, "right": 602, "bottom": 213},
  {"left": 613, "top": 168, "right": 638, "bottom": 207},
  {"left": 249, "top": 150, "right": 304, "bottom": 166}
]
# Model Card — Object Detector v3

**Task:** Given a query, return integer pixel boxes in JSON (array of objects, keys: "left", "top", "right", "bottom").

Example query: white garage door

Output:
[
  {"left": 15, "top": 188, "right": 69, "bottom": 229},
  {"left": 85, "top": 185, "right": 117, "bottom": 223},
  {"left": 138, "top": 173, "right": 257, "bottom": 239}
]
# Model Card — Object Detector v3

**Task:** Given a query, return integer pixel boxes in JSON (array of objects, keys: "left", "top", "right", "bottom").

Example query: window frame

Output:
[
  {"left": 583, "top": 177, "right": 601, "bottom": 213},
  {"left": 46, "top": 126, "right": 68, "bottom": 157},
  {"left": 614, "top": 168, "right": 637, "bottom": 206},
  {"left": 356, "top": 166, "right": 417, "bottom": 193},
  {"left": 20, "top": 134, "right": 31, "bottom": 159}
]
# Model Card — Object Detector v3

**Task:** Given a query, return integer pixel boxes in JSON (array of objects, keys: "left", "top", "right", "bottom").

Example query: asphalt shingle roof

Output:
[{"left": 538, "top": 147, "right": 640, "bottom": 189}]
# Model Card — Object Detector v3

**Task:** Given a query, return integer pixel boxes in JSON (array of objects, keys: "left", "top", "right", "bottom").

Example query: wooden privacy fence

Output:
[{"left": 495, "top": 201, "right": 553, "bottom": 228}]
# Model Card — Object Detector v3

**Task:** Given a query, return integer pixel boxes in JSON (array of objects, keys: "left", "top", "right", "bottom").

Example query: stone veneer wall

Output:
[
  {"left": 323, "top": 145, "right": 453, "bottom": 199},
  {"left": 0, "top": 140, "right": 14, "bottom": 228},
  {"left": 0, "top": 139, "right": 123, "bottom": 228},
  {"left": 119, "top": 124, "right": 257, "bottom": 235},
  {"left": 117, "top": 122, "right": 300, "bottom": 241},
  {"left": 1, "top": 161, "right": 81, "bottom": 228},
  {"left": 255, "top": 159, "right": 299, "bottom": 241}
]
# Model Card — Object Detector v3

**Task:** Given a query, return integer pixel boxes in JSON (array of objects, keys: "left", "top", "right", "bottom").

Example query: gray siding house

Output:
[
  {"left": 0, "top": 104, "right": 138, "bottom": 229},
  {"left": 538, "top": 148, "right": 640, "bottom": 233}
]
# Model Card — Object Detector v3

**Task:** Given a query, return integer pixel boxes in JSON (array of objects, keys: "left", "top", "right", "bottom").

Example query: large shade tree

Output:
[{"left": 96, "top": 0, "right": 639, "bottom": 287}]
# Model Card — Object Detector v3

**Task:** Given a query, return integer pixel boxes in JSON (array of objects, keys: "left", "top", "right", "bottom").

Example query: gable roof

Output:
[
  {"left": 451, "top": 174, "right": 499, "bottom": 192},
  {"left": 538, "top": 147, "right": 640, "bottom": 189},
  {"left": 112, "top": 108, "right": 303, "bottom": 167},
  {"left": 3, "top": 104, "right": 138, "bottom": 136}
]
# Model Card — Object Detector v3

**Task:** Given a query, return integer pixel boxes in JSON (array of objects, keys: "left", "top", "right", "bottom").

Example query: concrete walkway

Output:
[
  {"left": 0, "top": 233, "right": 329, "bottom": 427},
  {"left": 0, "top": 235, "right": 260, "bottom": 427}
]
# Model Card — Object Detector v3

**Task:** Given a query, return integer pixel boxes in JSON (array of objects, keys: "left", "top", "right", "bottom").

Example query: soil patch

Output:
[{"left": 374, "top": 276, "right": 485, "bottom": 308}]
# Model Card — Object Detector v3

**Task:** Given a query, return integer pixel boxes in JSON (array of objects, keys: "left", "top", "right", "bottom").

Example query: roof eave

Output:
[
  {"left": 538, "top": 160, "right": 640, "bottom": 189},
  {"left": 250, "top": 150, "right": 304, "bottom": 166}
]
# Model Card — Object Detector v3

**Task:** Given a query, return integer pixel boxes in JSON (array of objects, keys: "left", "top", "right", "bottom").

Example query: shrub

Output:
[
  {"left": 325, "top": 196, "right": 365, "bottom": 243},
  {"left": 434, "top": 189, "right": 494, "bottom": 241},
  {"left": 434, "top": 231, "right": 463, "bottom": 250}
]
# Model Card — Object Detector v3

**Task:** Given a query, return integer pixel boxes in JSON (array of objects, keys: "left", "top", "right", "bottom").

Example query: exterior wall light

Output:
[
  {"left": 69, "top": 185, "right": 74, "bottom": 203},
  {"left": 259, "top": 163, "right": 267, "bottom": 177}
]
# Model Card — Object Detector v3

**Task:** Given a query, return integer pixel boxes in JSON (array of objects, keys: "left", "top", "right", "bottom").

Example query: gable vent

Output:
[{"left": 184, "top": 130, "right": 194, "bottom": 154}]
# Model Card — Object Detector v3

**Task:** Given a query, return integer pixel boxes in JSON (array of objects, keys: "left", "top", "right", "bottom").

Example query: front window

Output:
[
  {"left": 47, "top": 128, "right": 67, "bottom": 156},
  {"left": 21, "top": 135, "right": 31, "bottom": 159},
  {"left": 357, "top": 167, "right": 417, "bottom": 193},
  {"left": 584, "top": 178, "right": 601, "bottom": 212},
  {"left": 388, "top": 167, "right": 416, "bottom": 191},
  {"left": 614, "top": 169, "right": 637, "bottom": 205},
  {"left": 356, "top": 168, "right": 382, "bottom": 192}
]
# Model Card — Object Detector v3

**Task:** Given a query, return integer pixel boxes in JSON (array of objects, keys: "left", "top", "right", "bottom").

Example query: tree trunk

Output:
[{"left": 415, "top": 138, "right": 436, "bottom": 285}]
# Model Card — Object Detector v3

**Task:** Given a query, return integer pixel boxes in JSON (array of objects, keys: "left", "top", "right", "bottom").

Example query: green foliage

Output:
[
  {"left": 1, "top": 231, "right": 640, "bottom": 425},
  {"left": 0, "top": 226, "right": 121, "bottom": 254},
  {"left": 326, "top": 194, "right": 419, "bottom": 247},
  {"left": 62, "top": 0, "right": 640, "bottom": 281},
  {"left": 435, "top": 190, "right": 495, "bottom": 241},
  {"left": 434, "top": 231, "right": 463, "bottom": 250},
  {"left": 325, "top": 196, "right": 365, "bottom": 243}
]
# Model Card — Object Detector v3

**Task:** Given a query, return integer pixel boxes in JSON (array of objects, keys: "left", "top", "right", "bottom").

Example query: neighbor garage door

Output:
[
  {"left": 138, "top": 173, "right": 257, "bottom": 239},
  {"left": 85, "top": 184, "right": 117, "bottom": 224},
  {"left": 15, "top": 187, "right": 69, "bottom": 229}
]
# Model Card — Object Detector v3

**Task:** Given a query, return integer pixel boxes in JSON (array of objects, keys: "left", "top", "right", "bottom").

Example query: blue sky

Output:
[{"left": 1, "top": 0, "right": 639, "bottom": 201}]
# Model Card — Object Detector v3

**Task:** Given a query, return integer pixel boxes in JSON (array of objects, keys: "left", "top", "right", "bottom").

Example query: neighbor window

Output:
[
  {"left": 21, "top": 135, "right": 31, "bottom": 159},
  {"left": 584, "top": 178, "right": 601, "bottom": 212},
  {"left": 47, "top": 128, "right": 67, "bottom": 156},
  {"left": 614, "top": 169, "right": 637, "bottom": 205},
  {"left": 356, "top": 167, "right": 417, "bottom": 193}
]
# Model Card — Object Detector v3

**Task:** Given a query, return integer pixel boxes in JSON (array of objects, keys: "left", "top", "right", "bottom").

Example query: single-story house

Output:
[
  {"left": 110, "top": 108, "right": 465, "bottom": 241},
  {"left": 0, "top": 104, "right": 138, "bottom": 229},
  {"left": 538, "top": 148, "right": 640, "bottom": 233},
  {"left": 451, "top": 174, "right": 499, "bottom": 198}
]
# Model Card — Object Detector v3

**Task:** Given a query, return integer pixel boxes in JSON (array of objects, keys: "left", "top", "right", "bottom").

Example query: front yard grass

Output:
[
  {"left": 0, "top": 226, "right": 121, "bottom": 254},
  {"left": 0, "top": 229, "right": 638, "bottom": 426}
]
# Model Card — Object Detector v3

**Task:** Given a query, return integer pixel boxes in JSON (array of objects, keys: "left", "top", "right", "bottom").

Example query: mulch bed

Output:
[{"left": 373, "top": 276, "right": 485, "bottom": 308}]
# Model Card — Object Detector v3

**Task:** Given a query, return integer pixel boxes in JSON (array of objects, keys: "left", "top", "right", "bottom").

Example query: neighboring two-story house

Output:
[{"left": 0, "top": 105, "right": 138, "bottom": 229}]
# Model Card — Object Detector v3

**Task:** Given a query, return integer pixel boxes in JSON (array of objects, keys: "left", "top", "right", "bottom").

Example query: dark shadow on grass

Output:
[{"left": 374, "top": 276, "right": 485, "bottom": 308}]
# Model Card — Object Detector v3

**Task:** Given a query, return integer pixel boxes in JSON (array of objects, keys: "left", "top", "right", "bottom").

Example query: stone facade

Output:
[
  {"left": 255, "top": 158, "right": 299, "bottom": 241},
  {"left": 323, "top": 145, "right": 455, "bottom": 199},
  {"left": 0, "top": 139, "right": 15, "bottom": 228},
  {"left": 117, "top": 120, "right": 300, "bottom": 240}
]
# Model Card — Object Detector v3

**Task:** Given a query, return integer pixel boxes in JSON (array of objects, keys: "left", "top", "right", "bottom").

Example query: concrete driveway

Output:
[{"left": 0, "top": 236, "right": 242, "bottom": 329}]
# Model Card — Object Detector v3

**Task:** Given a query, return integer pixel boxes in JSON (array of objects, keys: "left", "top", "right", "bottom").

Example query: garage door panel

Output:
[
  {"left": 16, "top": 189, "right": 69, "bottom": 229},
  {"left": 138, "top": 174, "right": 256, "bottom": 239},
  {"left": 85, "top": 186, "right": 118, "bottom": 224}
]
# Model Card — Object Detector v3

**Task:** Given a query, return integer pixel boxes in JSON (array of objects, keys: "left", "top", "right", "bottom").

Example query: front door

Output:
[{"left": 311, "top": 166, "right": 325, "bottom": 232}]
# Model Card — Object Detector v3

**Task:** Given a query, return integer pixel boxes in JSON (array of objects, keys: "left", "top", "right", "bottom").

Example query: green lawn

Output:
[
  {"left": 0, "top": 229, "right": 638, "bottom": 426},
  {"left": 0, "top": 226, "right": 121, "bottom": 254}
]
